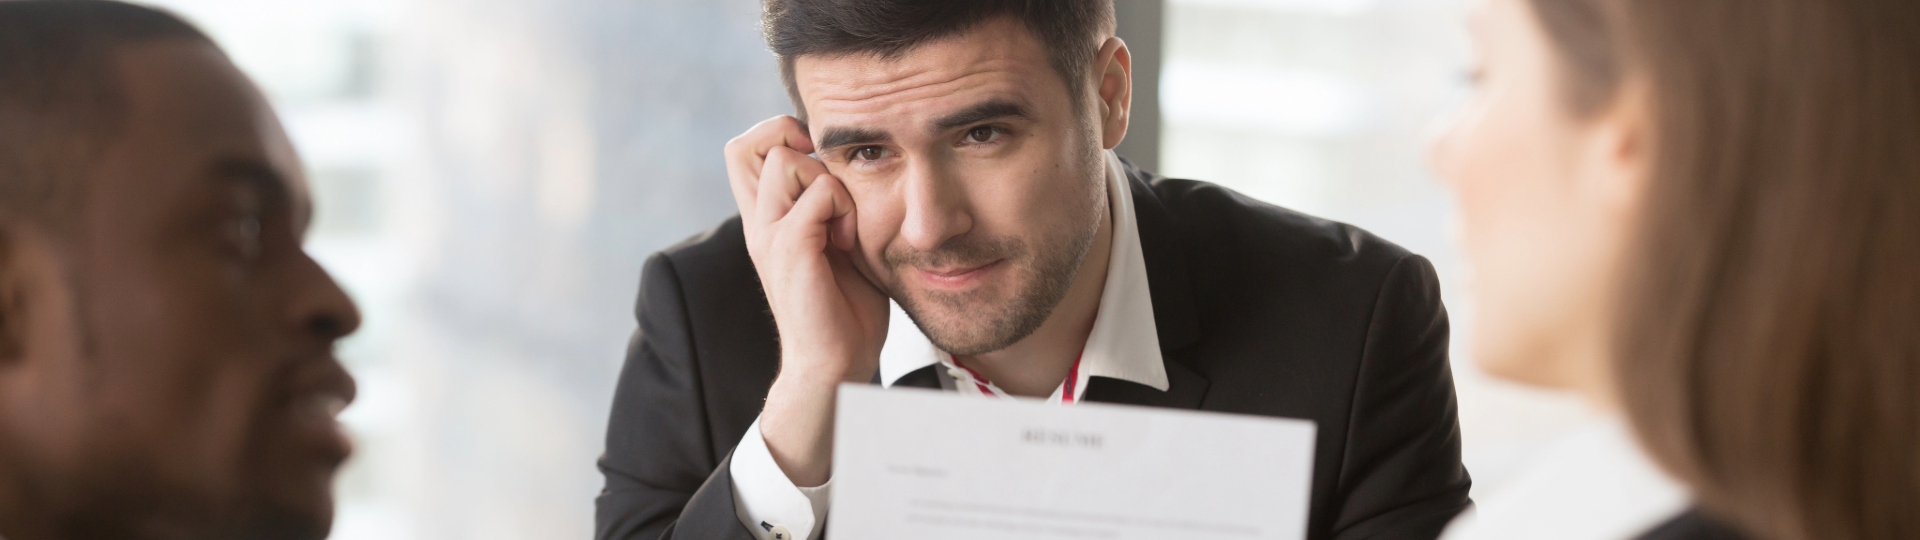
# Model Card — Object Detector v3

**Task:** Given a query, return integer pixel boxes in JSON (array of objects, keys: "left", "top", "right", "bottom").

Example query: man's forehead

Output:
[
  {"left": 793, "top": 19, "right": 1058, "bottom": 124},
  {"left": 99, "top": 41, "right": 309, "bottom": 216}
]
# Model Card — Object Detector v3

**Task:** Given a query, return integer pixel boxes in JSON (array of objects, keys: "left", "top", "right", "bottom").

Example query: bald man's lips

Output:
[
  {"left": 913, "top": 260, "right": 1005, "bottom": 290},
  {"left": 290, "top": 391, "right": 353, "bottom": 466},
  {"left": 284, "top": 356, "right": 355, "bottom": 467}
]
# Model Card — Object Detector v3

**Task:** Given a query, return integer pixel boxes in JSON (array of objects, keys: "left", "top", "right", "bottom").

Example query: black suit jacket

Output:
[{"left": 596, "top": 160, "right": 1472, "bottom": 540}]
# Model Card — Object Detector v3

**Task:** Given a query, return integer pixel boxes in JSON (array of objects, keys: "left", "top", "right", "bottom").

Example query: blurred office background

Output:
[{"left": 140, "top": 0, "right": 1594, "bottom": 537}]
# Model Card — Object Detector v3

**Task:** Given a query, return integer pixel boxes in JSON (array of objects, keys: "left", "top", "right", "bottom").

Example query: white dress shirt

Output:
[
  {"left": 1438, "top": 415, "right": 1691, "bottom": 540},
  {"left": 728, "top": 150, "right": 1169, "bottom": 540}
]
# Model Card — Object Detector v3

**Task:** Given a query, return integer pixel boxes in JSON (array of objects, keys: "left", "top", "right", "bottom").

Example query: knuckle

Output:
[
  {"left": 766, "top": 145, "right": 796, "bottom": 163},
  {"left": 724, "top": 134, "right": 752, "bottom": 156},
  {"left": 762, "top": 147, "right": 791, "bottom": 169}
]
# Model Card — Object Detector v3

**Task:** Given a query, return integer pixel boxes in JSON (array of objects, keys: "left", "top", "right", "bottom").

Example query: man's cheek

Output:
[
  {"left": 841, "top": 218, "right": 894, "bottom": 290},
  {"left": 848, "top": 193, "right": 901, "bottom": 261},
  {"left": 854, "top": 238, "right": 894, "bottom": 287}
]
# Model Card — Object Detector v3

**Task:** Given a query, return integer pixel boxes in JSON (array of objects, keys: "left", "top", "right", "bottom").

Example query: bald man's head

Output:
[
  {"left": 0, "top": 0, "right": 211, "bottom": 232},
  {"left": 0, "top": 3, "right": 361, "bottom": 540}
]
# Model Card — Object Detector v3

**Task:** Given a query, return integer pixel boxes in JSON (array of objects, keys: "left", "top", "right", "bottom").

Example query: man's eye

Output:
[
  {"left": 852, "top": 146, "right": 885, "bottom": 161},
  {"left": 965, "top": 126, "right": 998, "bottom": 144},
  {"left": 221, "top": 186, "right": 264, "bottom": 259},
  {"left": 225, "top": 214, "right": 262, "bottom": 259}
]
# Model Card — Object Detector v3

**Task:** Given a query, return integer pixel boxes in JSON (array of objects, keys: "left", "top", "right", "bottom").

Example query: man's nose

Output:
[
  {"left": 897, "top": 160, "right": 973, "bottom": 253},
  {"left": 286, "top": 252, "right": 362, "bottom": 343}
]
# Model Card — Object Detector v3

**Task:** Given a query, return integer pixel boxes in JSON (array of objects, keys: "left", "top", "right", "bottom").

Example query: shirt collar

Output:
[{"left": 878, "top": 150, "right": 1170, "bottom": 394}]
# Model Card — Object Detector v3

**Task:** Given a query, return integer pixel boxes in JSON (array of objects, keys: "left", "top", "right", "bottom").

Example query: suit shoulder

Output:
[
  {"left": 637, "top": 215, "right": 760, "bottom": 317},
  {"left": 1144, "top": 176, "right": 1417, "bottom": 272},
  {"left": 645, "top": 215, "right": 755, "bottom": 295},
  {"left": 657, "top": 215, "right": 750, "bottom": 270}
]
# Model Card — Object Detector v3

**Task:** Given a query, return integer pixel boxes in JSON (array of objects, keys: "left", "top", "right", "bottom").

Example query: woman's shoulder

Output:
[{"left": 1439, "top": 417, "right": 1693, "bottom": 540}]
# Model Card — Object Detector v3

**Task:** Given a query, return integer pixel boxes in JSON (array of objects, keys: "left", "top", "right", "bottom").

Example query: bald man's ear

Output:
[{"left": 1095, "top": 37, "right": 1132, "bottom": 150}]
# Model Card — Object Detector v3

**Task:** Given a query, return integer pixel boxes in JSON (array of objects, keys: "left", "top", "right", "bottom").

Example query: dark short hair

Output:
[
  {"left": 762, "top": 0, "right": 1115, "bottom": 122},
  {"left": 1529, "top": 1, "right": 1920, "bottom": 539},
  {"left": 0, "top": 0, "right": 211, "bottom": 231}
]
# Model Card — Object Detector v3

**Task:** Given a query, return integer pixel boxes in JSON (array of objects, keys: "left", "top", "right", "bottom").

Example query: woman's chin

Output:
[{"left": 1470, "top": 327, "right": 1575, "bottom": 390}]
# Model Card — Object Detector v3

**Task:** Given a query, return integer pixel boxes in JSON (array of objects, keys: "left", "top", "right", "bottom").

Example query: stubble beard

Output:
[{"left": 887, "top": 154, "right": 1107, "bottom": 356}]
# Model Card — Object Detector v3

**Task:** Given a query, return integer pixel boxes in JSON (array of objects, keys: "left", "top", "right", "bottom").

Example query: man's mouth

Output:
[
  {"left": 289, "top": 391, "right": 354, "bottom": 465},
  {"left": 911, "top": 259, "right": 1005, "bottom": 289},
  {"left": 282, "top": 356, "right": 356, "bottom": 467}
]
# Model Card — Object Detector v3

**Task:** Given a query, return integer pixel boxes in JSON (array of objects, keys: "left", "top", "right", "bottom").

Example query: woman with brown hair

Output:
[{"left": 1427, "top": 0, "right": 1919, "bottom": 539}]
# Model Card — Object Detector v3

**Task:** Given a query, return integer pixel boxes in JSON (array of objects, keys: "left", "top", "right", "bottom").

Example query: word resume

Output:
[{"left": 830, "top": 384, "right": 1317, "bottom": 539}]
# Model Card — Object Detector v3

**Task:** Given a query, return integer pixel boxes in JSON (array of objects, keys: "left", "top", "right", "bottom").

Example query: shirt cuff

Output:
[{"left": 730, "top": 416, "right": 832, "bottom": 540}]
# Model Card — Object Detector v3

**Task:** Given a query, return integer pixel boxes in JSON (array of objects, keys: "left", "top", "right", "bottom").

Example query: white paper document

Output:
[{"left": 830, "top": 384, "right": 1317, "bottom": 540}]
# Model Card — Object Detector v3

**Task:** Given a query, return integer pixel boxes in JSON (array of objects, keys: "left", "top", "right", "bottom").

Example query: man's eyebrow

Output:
[
  {"left": 931, "top": 99, "right": 1031, "bottom": 132},
  {"left": 209, "top": 157, "right": 295, "bottom": 209},
  {"left": 817, "top": 127, "right": 892, "bottom": 151},
  {"left": 815, "top": 99, "right": 1032, "bottom": 151}
]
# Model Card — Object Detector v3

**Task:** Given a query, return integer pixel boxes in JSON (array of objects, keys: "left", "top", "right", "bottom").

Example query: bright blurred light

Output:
[
  {"left": 1171, "top": 0, "right": 1379, "bottom": 16},
  {"left": 1161, "top": 62, "right": 1371, "bottom": 137}
]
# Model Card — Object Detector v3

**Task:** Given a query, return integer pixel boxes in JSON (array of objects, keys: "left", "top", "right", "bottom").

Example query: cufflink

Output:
[{"left": 761, "top": 521, "right": 792, "bottom": 540}]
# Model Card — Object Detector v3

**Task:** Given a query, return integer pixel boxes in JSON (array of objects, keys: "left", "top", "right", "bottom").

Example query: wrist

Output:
[
  {"left": 774, "top": 343, "right": 879, "bottom": 385},
  {"left": 760, "top": 376, "right": 837, "bottom": 487},
  {"left": 772, "top": 356, "right": 853, "bottom": 389}
]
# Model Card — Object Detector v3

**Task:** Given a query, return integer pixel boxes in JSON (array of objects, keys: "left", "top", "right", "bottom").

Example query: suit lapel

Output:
[
  {"left": 1108, "top": 158, "right": 1209, "bottom": 409},
  {"left": 1122, "top": 158, "right": 1201, "bottom": 354},
  {"left": 885, "top": 364, "right": 942, "bottom": 389},
  {"left": 1082, "top": 356, "right": 1209, "bottom": 409}
]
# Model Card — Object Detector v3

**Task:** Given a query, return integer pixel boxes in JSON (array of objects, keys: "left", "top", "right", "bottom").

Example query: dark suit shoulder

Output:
[
  {"left": 1142, "top": 175, "right": 1416, "bottom": 275},
  {"left": 1128, "top": 165, "right": 1467, "bottom": 540},
  {"left": 646, "top": 216, "right": 769, "bottom": 326},
  {"left": 653, "top": 217, "right": 752, "bottom": 288},
  {"left": 637, "top": 215, "right": 777, "bottom": 460},
  {"left": 1134, "top": 173, "right": 1427, "bottom": 342}
]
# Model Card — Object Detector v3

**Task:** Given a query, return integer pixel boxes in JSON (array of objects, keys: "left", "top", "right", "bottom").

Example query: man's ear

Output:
[{"left": 1095, "top": 37, "right": 1132, "bottom": 150}]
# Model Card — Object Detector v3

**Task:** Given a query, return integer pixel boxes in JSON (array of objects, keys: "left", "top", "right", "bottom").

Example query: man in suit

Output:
[
  {"left": 596, "top": 1, "right": 1470, "bottom": 539},
  {"left": 0, "top": 3, "right": 361, "bottom": 539}
]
